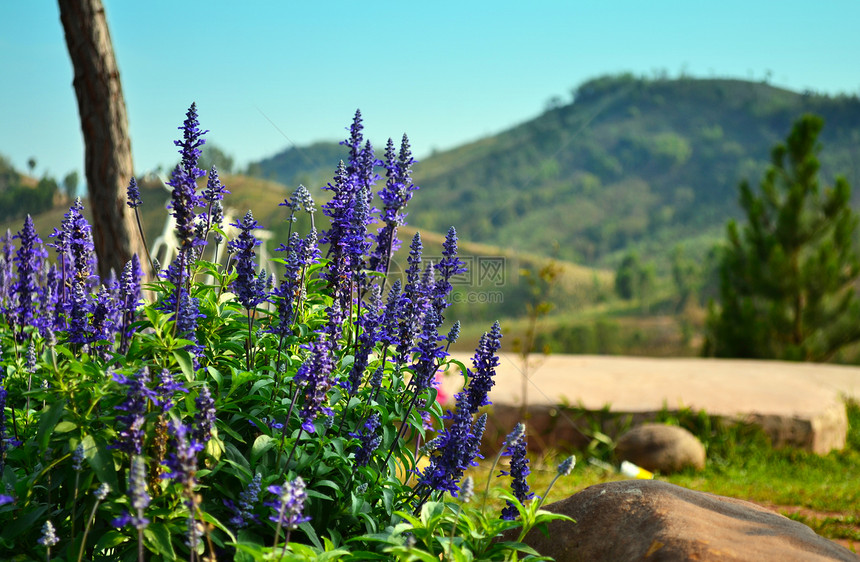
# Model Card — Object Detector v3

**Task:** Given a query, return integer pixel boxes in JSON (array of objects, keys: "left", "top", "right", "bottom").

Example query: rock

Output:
[
  {"left": 518, "top": 480, "right": 857, "bottom": 561},
  {"left": 615, "top": 423, "right": 706, "bottom": 473}
]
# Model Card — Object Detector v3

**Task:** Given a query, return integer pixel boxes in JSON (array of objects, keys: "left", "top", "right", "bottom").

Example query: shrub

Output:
[{"left": 0, "top": 106, "right": 572, "bottom": 561}]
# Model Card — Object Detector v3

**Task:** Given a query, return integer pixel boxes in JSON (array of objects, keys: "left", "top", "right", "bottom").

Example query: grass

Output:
[{"left": 465, "top": 399, "right": 860, "bottom": 546}]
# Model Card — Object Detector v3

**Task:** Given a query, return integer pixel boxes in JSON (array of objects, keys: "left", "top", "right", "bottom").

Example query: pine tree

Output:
[{"left": 705, "top": 114, "right": 860, "bottom": 361}]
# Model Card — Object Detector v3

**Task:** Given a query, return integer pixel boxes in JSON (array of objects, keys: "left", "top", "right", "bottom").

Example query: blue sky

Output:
[{"left": 1, "top": 0, "right": 859, "bottom": 182}]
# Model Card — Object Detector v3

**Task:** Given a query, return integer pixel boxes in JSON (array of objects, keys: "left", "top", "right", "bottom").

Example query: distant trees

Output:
[
  {"left": 704, "top": 115, "right": 860, "bottom": 361},
  {"left": 0, "top": 154, "right": 59, "bottom": 222},
  {"left": 614, "top": 252, "right": 641, "bottom": 300},
  {"left": 198, "top": 143, "right": 235, "bottom": 175},
  {"left": 614, "top": 251, "right": 655, "bottom": 309},
  {"left": 62, "top": 170, "right": 79, "bottom": 199}
]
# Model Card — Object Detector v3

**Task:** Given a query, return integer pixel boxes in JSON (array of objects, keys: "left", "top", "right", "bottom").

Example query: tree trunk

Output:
[{"left": 58, "top": 0, "right": 144, "bottom": 280}]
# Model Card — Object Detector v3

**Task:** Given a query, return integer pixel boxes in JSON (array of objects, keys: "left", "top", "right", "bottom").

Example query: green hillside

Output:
[
  {"left": 255, "top": 141, "right": 346, "bottom": 190},
  {"left": 408, "top": 75, "right": 860, "bottom": 268},
  {"left": 256, "top": 74, "right": 860, "bottom": 271}
]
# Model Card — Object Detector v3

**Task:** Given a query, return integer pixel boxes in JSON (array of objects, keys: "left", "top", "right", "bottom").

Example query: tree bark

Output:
[{"left": 58, "top": 0, "right": 144, "bottom": 280}]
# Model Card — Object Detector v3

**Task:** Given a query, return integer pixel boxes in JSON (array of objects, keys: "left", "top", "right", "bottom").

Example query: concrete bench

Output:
[{"left": 439, "top": 354, "right": 860, "bottom": 454}]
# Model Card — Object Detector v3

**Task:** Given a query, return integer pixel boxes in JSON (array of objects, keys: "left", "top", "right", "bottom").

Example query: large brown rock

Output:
[
  {"left": 615, "top": 423, "right": 706, "bottom": 473},
  {"left": 518, "top": 480, "right": 857, "bottom": 561}
]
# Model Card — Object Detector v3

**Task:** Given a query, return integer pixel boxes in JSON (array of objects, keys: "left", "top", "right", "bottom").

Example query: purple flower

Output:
[
  {"left": 415, "top": 397, "right": 481, "bottom": 498},
  {"left": 267, "top": 476, "right": 310, "bottom": 530},
  {"left": 271, "top": 232, "right": 303, "bottom": 338},
  {"left": 113, "top": 367, "right": 160, "bottom": 456},
  {"left": 557, "top": 455, "right": 576, "bottom": 476},
  {"left": 72, "top": 443, "right": 85, "bottom": 472},
  {"left": 90, "top": 285, "right": 119, "bottom": 351},
  {"left": 66, "top": 199, "right": 96, "bottom": 288},
  {"left": 11, "top": 215, "right": 47, "bottom": 339},
  {"left": 344, "top": 284, "right": 383, "bottom": 393},
  {"left": 155, "top": 368, "right": 186, "bottom": 412},
  {"left": 0, "top": 229, "right": 15, "bottom": 313},
  {"left": 0, "top": 369, "right": 9, "bottom": 474},
  {"left": 323, "top": 299, "right": 343, "bottom": 345},
  {"left": 25, "top": 341, "right": 36, "bottom": 374},
  {"left": 369, "top": 134, "right": 417, "bottom": 275},
  {"left": 48, "top": 199, "right": 95, "bottom": 318},
  {"left": 459, "top": 476, "right": 475, "bottom": 503},
  {"left": 378, "top": 279, "right": 403, "bottom": 353},
  {"left": 413, "top": 324, "right": 501, "bottom": 502},
  {"left": 410, "top": 306, "right": 444, "bottom": 396},
  {"left": 192, "top": 385, "right": 216, "bottom": 445},
  {"left": 433, "top": 227, "right": 467, "bottom": 314},
  {"left": 228, "top": 211, "right": 265, "bottom": 310},
  {"left": 321, "top": 162, "right": 356, "bottom": 303},
  {"left": 66, "top": 284, "right": 92, "bottom": 345},
  {"left": 165, "top": 104, "right": 207, "bottom": 328},
  {"left": 161, "top": 420, "right": 203, "bottom": 486},
  {"left": 158, "top": 254, "right": 204, "bottom": 358},
  {"left": 446, "top": 321, "right": 461, "bottom": 347},
  {"left": 226, "top": 472, "right": 262, "bottom": 529},
  {"left": 199, "top": 165, "right": 230, "bottom": 242},
  {"left": 368, "top": 366, "right": 383, "bottom": 399},
  {"left": 118, "top": 255, "right": 143, "bottom": 351},
  {"left": 0, "top": 494, "right": 14, "bottom": 506},
  {"left": 349, "top": 412, "right": 381, "bottom": 467},
  {"left": 37, "top": 520, "right": 59, "bottom": 547},
  {"left": 40, "top": 265, "right": 59, "bottom": 337},
  {"left": 294, "top": 336, "right": 335, "bottom": 434},
  {"left": 500, "top": 426, "right": 534, "bottom": 520},
  {"left": 396, "top": 233, "right": 425, "bottom": 361},
  {"left": 281, "top": 185, "right": 316, "bottom": 221},
  {"left": 114, "top": 455, "right": 150, "bottom": 530},
  {"left": 126, "top": 177, "right": 142, "bottom": 209},
  {"left": 175, "top": 102, "right": 208, "bottom": 178},
  {"left": 463, "top": 321, "right": 502, "bottom": 415},
  {"left": 341, "top": 110, "right": 380, "bottom": 194}
]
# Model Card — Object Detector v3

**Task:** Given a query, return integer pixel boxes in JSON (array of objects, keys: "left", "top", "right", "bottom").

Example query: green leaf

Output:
[
  {"left": 82, "top": 433, "right": 118, "bottom": 490},
  {"left": 173, "top": 348, "right": 195, "bottom": 381},
  {"left": 382, "top": 486, "right": 394, "bottom": 516},
  {"left": 54, "top": 420, "right": 77, "bottom": 433},
  {"left": 144, "top": 522, "right": 177, "bottom": 558},
  {"left": 250, "top": 434, "right": 274, "bottom": 465},
  {"left": 94, "top": 529, "right": 130, "bottom": 552},
  {"left": 37, "top": 399, "right": 66, "bottom": 452},
  {"left": 299, "top": 520, "right": 323, "bottom": 550}
]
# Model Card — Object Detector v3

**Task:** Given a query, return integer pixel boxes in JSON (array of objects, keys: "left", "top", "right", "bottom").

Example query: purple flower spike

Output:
[
  {"left": 267, "top": 476, "right": 310, "bottom": 530},
  {"left": 161, "top": 420, "right": 204, "bottom": 486},
  {"left": 117, "top": 455, "right": 150, "bottom": 530},
  {"left": 500, "top": 426, "right": 533, "bottom": 520},
  {"left": 294, "top": 336, "right": 335, "bottom": 434},
  {"left": 11, "top": 215, "right": 47, "bottom": 339},
  {"left": 464, "top": 321, "right": 502, "bottom": 415},
  {"left": 175, "top": 102, "right": 208, "bottom": 180},
  {"left": 226, "top": 472, "right": 262, "bottom": 529},
  {"left": 118, "top": 255, "right": 143, "bottom": 350},
  {"left": 369, "top": 134, "right": 418, "bottom": 274},
  {"left": 113, "top": 367, "right": 160, "bottom": 456},
  {"left": 0, "top": 368, "right": 9, "bottom": 474},
  {"left": 349, "top": 412, "right": 382, "bottom": 467},
  {"left": 126, "top": 177, "right": 142, "bottom": 209},
  {"left": 228, "top": 211, "right": 265, "bottom": 310},
  {"left": 192, "top": 385, "right": 216, "bottom": 445}
]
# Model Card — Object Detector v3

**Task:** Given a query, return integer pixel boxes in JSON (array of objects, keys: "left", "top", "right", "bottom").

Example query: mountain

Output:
[
  {"left": 254, "top": 141, "right": 346, "bottom": 191},
  {"left": 256, "top": 74, "right": 860, "bottom": 269}
]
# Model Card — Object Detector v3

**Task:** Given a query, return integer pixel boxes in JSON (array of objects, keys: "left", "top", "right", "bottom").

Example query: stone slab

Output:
[{"left": 439, "top": 354, "right": 860, "bottom": 454}]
